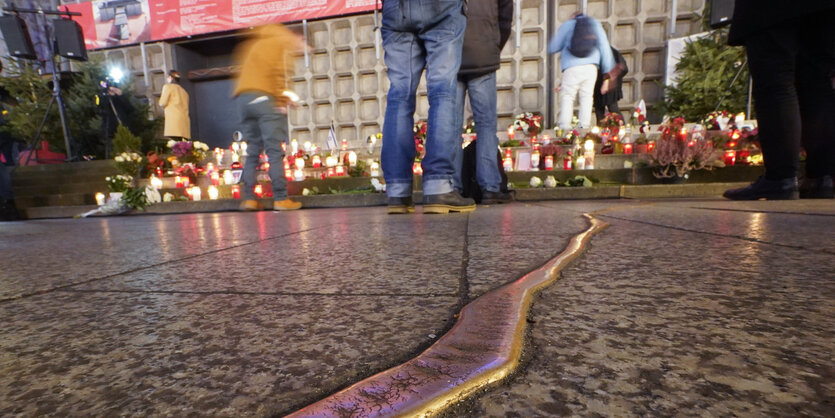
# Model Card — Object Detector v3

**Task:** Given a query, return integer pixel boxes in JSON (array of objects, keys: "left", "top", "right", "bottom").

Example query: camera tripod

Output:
[{"left": 22, "top": 57, "right": 75, "bottom": 165}]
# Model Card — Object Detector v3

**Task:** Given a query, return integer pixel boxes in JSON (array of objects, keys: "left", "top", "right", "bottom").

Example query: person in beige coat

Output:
[{"left": 159, "top": 70, "right": 190, "bottom": 139}]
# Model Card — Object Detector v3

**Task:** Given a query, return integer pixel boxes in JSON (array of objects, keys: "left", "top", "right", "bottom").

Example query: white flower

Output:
[
  {"left": 114, "top": 156, "right": 124, "bottom": 162},
  {"left": 544, "top": 176, "right": 558, "bottom": 188},
  {"left": 163, "top": 192, "right": 174, "bottom": 202},
  {"left": 529, "top": 176, "right": 543, "bottom": 188},
  {"left": 105, "top": 176, "right": 111, "bottom": 181},
  {"left": 302, "top": 188, "right": 311, "bottom": 196},
  {"left": 131, "top": 152, "right": 140, "bottom": 160},
  {"left": 166, "top": 140, "right": 176, "bottom": 148},
  {"left": 145, "top": 186, "right": 161, "bottom": 204},
  {"left": 370, "top": 177, "right": 385, "bottom": 192}
]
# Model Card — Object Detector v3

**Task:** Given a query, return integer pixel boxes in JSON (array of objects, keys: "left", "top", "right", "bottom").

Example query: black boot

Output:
[
  {"left": 799, "top": 175, "right": 834, "bottom": 199},
  {"left": 723, "top": 176, "right": 798, "bottom": 200},
  {"left": 481, "top": 190, "right": 514, "bottom": 204},
  {"left": 387, "top": 196, "right": 415, "bottom": 214},
  {"left": 423, "top": 191, "right": 476, "bottom": 214}
]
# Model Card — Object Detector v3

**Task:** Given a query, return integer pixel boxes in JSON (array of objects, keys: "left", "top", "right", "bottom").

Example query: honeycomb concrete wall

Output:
[
  {"left": 67, "top": 0, "right": 706, "bottom": 150},
  {"left": 288, "top": 0, "right": 705, "bottom": 149}
]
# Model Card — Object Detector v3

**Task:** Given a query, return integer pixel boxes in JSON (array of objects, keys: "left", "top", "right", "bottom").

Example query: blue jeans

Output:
[
  {"left": 453, "top": 72, "right": 502, "bottom": 193},
  {"left": 238, "top": 93, "right": 288, "bottom": 200},
  {"left": 380, "top": 0, "right": 466, "bottom": 197}
]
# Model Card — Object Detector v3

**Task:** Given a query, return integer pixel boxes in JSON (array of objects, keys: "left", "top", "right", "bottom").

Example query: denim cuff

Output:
[
  {"left": 386, "top": 180, "right": 413, "bottom": 198},
  {"left": 422, "top": 176, "right": 454, "bottom": 195}
]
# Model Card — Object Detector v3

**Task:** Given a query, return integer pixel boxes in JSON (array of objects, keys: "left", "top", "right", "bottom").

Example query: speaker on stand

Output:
[
  {"left": 53, "top": 18, "right": 87, "bottom": 61},
  {"left": 0, "top": 15, "right": 37, "bottom": 59},
  {"left": 710, "top": 0, "right": 735, "bottom": 29}
]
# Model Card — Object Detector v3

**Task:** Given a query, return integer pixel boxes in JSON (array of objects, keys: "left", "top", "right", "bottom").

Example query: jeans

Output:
[
  {"left": 558, "top": 64, "right": 598, "bottom": 129},
  {"left": 380, "top": 0, "right": 466, "bottom": 197},
  {"left": 453, "top": 72, "right": 502, "bottom": 193},
  {"left": 238, "top": 93, "right": 288, "bottom": 200},
  {"left": 745, "top": 11, "right": 835, "bottom": 180}
]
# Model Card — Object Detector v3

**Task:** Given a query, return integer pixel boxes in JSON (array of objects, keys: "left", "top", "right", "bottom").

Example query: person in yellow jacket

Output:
[
  {"left": 233, "top": 23, "right": 304, "bottom": 211},
  {"left": 159, "top": 70, "right": 190, "bottom": 139}
]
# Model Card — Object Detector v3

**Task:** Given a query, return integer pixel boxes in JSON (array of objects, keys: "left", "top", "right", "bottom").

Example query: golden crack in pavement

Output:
[{"left": 285, "top": 214, "right": 609, "bottom": 417}]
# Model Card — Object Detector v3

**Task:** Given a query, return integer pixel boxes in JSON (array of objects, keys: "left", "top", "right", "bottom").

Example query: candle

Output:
[
  {"left": 285, "top": 169, "right": 293, "bottom": 180},
  {"left": 326, "top": 155, "right": 338, "bottom": 167},
  {"left": 531, "top": 150, "right": 540, "bottom": 170},
  {"left": 541, "top": 134, "right": 551, "bottom": 144},
  {"left": 290, "top": 139, "right": 298, "bottom": 154},
  {"left": 312, "top": 155, "right": 322, "bottom": 168},
  {"left": 206, "top": 162, "right": 215, "bottom": 174},
  {"left": 294, "top": 169, "right": 305, "bottom": 181},
  {"left": 412, "top": 161, "right": 423, "bottom": 175},
  {"left": 211, "top": 172, "right": 220, "bottom": 186},
  {"left": 214, "top": 148, "right": 223, "bottom": 165},
  {"left": 503, "top": 157, "right": 513, "bottom": 172},
  {"left": 724, "top": 150, "right": 736, "bottom": 166},
  {"left": 240, "top": 141, "right": 248, "bottom": 156},
  {"left": 335, "top": 165, "right": 345, "bottom": 176},
  {"left": 190, "top": 186, "right": 201, "bottom": 201},
  {"left": 303, "top": 141, "right": 312, "bottom": 153},
  {"left": 232, "top": 152, "right": 239, "bottom": 163},
  {"left": 623, "top": 143, "right": 633, "bottom": 154},
  {"left": 347, "top": 151, "right": 357, "bottom": 167},
  {"left": 583, "top": 139, "right": 595, "bottom": 153},
  {"left": 737, "top": 149, "right": 750, "bottom": 164},
  {"left": 222, "top": 170, "right": 232, "bottom": 185},
  {"left": 254, "top": 184, "right": 263, "bottom": 197},
  {"left": 576, "top": 155, "right": 586, "bottom": 170},
  {"left": 175, "top": 176, "right": 184, "bottom": 188},
  {"left": 591, "top": 126, "right": 600, "bottom": 135},
  {"left": 507, "top": 126, "right": 514, "bottom": 140},
  {"left": 231, "top": 142, "right": 240, "bottom": 153},
  {"left": 155, "top": 167, "right": 163, "bottom": 178},
  {"left": 294, "top": 157, "right": 305, "bottom": 170},
  {"left": 647, "top": 142, "right": 656, "bottom": 153},
  {"left": 563, "top": 156, "right": 572, "bottom": 170},
  {"left": 370, "top": 162, "right": 380, "bottom": 177},
  {"left": 544, "top": 155, "right": 553, "bottom": 170},
  {"left": 232, "top": 186, "right": 240, "bottom": 199},
  {"left": 264, "top": 162, "right": 270, "bottom": 170},
  {"left": 327, "top": 167, "right": 335, "bottom": 177},
  {"left": 341, "top": 138, "right": 348, "bottom": 150},
  {"left": 95, "top": 192, "right": 106, "bottom": 206},
  {"left": 208, "top": 185, "right": 219, "bottom": 200}
]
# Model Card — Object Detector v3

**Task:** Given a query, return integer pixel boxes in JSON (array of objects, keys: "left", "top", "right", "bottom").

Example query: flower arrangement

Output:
[
  {"left": 659, "top": 116, "right": 688, "bottom": 141},
  {"left": 702, "top": 110, "right": 730, "bottom": 130},
  {"left": 413, "top": 120, "right": 427, "bottom": 157},
  {"left": 557, "top": 129, "right": 580, "bottom": 145},
  {"left": 648, "top": 136, "right": 721, "bottom": 179},
  {"left": 630, "top": 108, "right": 646, "bottom": 126},
  {"left": 105, "top": 174, "right": 133, "bottom": 193},
  {"left": 167, "top": 139, "right": 209, "bottom": 166},
  {"left": 463, "top": 118, "right": 476, "bottom": 135},
  {"left": 113, "top": 151, "right": 144, "bottom": 177},
  {"left": 510, "top": 112, "right": 543, "bottom": 136},
  {"left": 598, "top": 112, "right": 624, "bottom": 130}
]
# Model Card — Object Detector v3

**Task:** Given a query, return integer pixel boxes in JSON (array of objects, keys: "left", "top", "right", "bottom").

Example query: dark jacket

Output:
[
  {"left": 459, "top": 0, "right": 513, "bottom": 78},
  {"left": 594, "top": 47, "right": 627, "bottom": 107},
  {"left": 728, "top": 0, "right": 835, "bottom": 45}
]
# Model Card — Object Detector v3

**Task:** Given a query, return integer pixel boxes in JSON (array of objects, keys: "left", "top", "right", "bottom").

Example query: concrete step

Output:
[
  {"left": 12, "top": 173, "right": 118, "bottom": 188},
  {"left": 14, "top": 193, "right": 98, "bottom": 210},
  {"left": 13, "top": 181, "right": 110, "bottom": 197}
]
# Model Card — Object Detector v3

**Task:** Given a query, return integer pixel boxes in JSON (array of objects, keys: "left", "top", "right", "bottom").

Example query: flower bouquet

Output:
[
  {"left": 113, "top": 151, "right": 144, "bottom": 177},
  {"left": 702, "top": 110, "right": 731, "bottom": 131},
  {"left": 598, "top": 112, "right": 624, "bottom": 131},
  {"left": 511, "top": 112, "right": 544, "bottom": 137},
  {"left": 413, "top": 120, "right": 427, "bottom": 158},
  {"left": 167, "top": 139, "right": 209, "bottom": 166}
]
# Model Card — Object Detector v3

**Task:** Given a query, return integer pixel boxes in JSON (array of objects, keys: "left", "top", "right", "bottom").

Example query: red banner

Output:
[{"left": 65, "top": 0, "right": 378, "bottom": 50}]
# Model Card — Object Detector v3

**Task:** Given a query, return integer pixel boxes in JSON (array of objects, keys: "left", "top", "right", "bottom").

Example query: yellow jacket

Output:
[
  {"left": 159, "top": 83, "right": 190, "bottom": 138},
  {"left": 233, "top": 24, "right": 301, "bottom": 106}
]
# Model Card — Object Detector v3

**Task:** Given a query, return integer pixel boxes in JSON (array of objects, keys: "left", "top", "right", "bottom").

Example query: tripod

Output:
[
  {"left": 22, "top": 57, "right": 75, "bottom": 165},
  {"left": 99, "top": 87, "right": 124, "bottom": 160},
  {"left": 713, "top": 57, "right": 753, "bottom": 117}
]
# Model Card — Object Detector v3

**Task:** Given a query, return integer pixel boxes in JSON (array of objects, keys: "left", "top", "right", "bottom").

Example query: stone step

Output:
[
  {"left": 14, "top": 193, "right": 98, "bottom": 210},
  {"left": 13, "top": 181, "right": 110, "bottom": 197}
]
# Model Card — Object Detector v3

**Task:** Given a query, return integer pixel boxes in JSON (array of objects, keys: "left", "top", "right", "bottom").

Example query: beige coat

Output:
[{"left": 160, "top": 83, "right": 190, "bottom": 139}]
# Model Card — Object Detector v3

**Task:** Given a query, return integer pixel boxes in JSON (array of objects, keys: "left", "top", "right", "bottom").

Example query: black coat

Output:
[
  {"left": 728, "top": 0, "right": 835, "bottom": 45},
  {"left": 594, "top": 47, "right": 627, "bottom": 107},
  {"left": 459, "top": 0, "right": 513, "bottom": 78}
]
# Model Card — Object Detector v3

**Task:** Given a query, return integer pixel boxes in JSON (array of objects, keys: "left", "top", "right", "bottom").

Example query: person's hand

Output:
[
  {"left": 554, "top": 85, "right": 562, "bottom": 93},
  {"left": 600, "top": 79, "right": 610, "bottom": 94}
]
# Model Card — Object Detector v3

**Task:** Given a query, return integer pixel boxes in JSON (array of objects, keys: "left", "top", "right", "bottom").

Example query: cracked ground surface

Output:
[{"left": 1, "top": 199, "right": 833, "bottom": 416}]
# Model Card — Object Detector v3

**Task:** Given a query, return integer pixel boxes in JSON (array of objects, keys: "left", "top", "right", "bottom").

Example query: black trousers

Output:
[{"left": 744, "top": 11, "right": 835, "bottom": 179}]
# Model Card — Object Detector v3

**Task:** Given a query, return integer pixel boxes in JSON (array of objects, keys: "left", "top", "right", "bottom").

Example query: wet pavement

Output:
[{"left": 1, "top": 199, "right": 833, "bottom": 416}]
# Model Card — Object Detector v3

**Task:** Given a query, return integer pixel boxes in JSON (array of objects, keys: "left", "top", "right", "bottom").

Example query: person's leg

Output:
[
  {"left": 724, "top": 25, "right": 801, "bottom": 200},
  {"left": 593, "top": 103, "right": 606, "bottom": 124},
  {"left": 238, "top": 93, "right": 264, "bottom": 202},
  {"left": 608, "top": 101, "right": 621, "bottom": 117},
  {"left": 558, "top": 67, "right": 582, "bottom": 129},
  {"left": 576, "top": 64, "right": 599, "bottom": 129},
  {"left": 452, "top": 78, "right": 468, "bottom": 193},
  {"left": 257, "top": 106, "right": 290, "bottom": 201},
  {"left": 797, "top": 10, "right": 835, "bottom": 197},
  {"left": 419, "top": 0, "right": 466, "bottom": 197},
  {"left": 380, "top": 6, "right": 424, "bottom": 200},
  {"left": 467, "top": 72, "right": 503, "bottom": 193}
]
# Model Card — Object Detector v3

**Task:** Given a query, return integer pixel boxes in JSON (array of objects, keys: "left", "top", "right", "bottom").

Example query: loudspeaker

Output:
[
  {"left": 54, "top": 19, "right": 87, "bottom": 61},
  {"left": 0, "top": 15, "right": 37, "bottom": 59},
  {"left": 710, "top": 0, "right": 735, "bottom": 29}
]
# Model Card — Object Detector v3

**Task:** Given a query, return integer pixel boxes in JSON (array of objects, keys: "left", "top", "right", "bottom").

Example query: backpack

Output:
[
  {"left": 568, "top": 15, "right": 597, "bottom": 58},
  {"left": 460, "top": 141, "right": 509, "bottom": 204}
]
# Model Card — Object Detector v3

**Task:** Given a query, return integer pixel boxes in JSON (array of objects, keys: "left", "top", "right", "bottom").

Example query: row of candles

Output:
[{"left": 501, "top": 139, "right": 600, "bottom": 172}]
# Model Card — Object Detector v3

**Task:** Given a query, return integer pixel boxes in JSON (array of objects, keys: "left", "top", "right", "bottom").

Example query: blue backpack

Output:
[{"left": 569, "top": 15, "right": 597, "bottom": 58}]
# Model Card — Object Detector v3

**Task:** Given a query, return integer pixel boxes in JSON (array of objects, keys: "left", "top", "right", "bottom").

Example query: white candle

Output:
[
  {"left": 240, "top": 141, "right": 248, "bottom": 156},
  {"left": 576, "top": 155, "right": 586, "bottom": 170},
  {"left": 208, "top": 185, "right": 219, "bottom": 200},
  {"left": 294, "top": 157, "right": 305, "bottom": 170},
  {"left": 303, "top": 141, "right": 312, "bottom": 153},
  {"left": 347, "top": 151, "right": 357, "bottom": 167},
  {"left": 150, "top": 176, "right": 163, "bottom": 190},
  {"left": 95, "top": 192, "right": 106, "bottom": 206},
  {"left": 294, "top": 169, "right": 305, "bottom": 181},
  {"left": 290, "top": 139, "right": 299, "bottom": 154},
  {"left": 190, "top": 186, "right": 201, "bottom": 201},
  {"left": 223, "top": 170, "right": 233, "bottom": 185}
]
